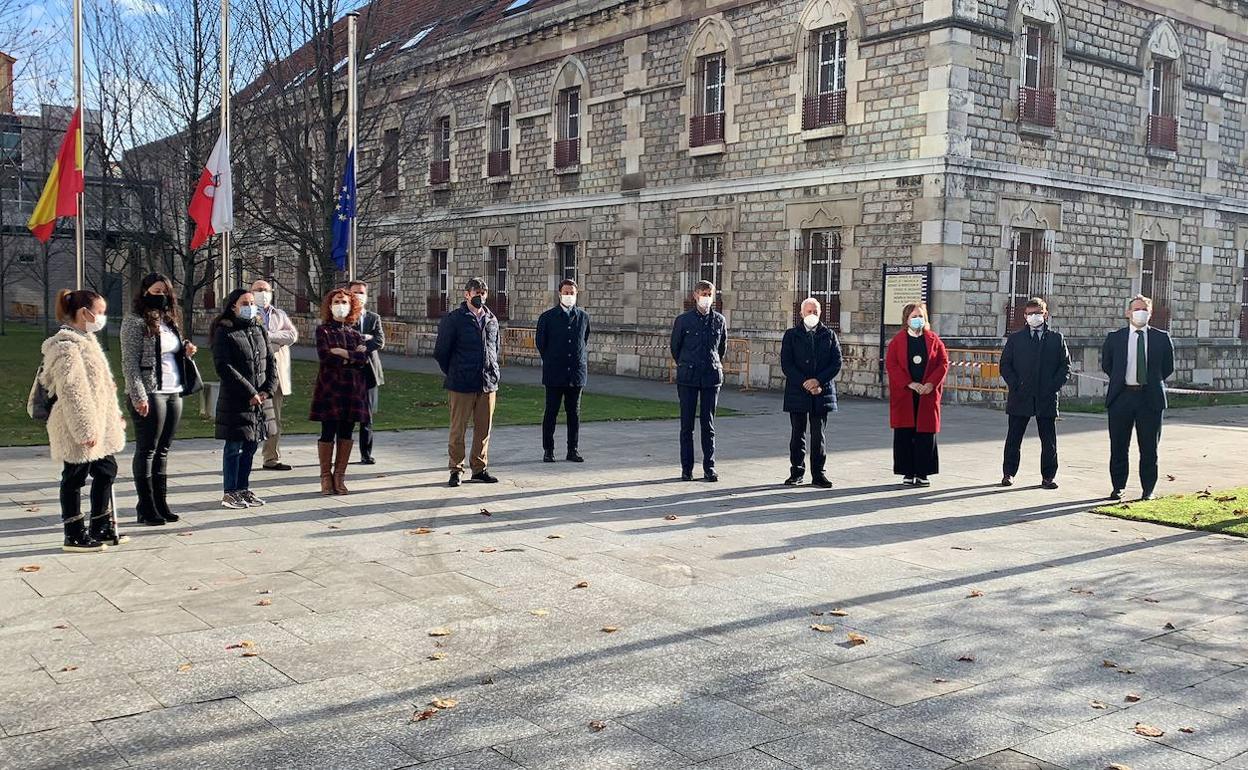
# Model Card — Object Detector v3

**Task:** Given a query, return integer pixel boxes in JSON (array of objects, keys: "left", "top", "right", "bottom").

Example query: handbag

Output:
[
  {"left": 27, "top": 366, "right": 56, "bottom": 421},
  {"left": 180, "top": 355, "right": 204, "bottom": 397}
]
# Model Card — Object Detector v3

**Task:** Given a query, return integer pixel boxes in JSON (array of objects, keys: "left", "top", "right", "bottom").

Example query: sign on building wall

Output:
[{"left": 878, "top": 262, "right": 933, "bottom": 382}]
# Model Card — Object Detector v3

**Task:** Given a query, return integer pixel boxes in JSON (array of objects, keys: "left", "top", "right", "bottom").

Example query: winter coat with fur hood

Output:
[{"left": 40, "top": 327, "right": 126, "bottom": 465}]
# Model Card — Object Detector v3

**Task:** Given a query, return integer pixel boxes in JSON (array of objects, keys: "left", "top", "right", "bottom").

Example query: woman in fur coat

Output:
[{"left": 40, "top": 289, "right": 128, "bottom": 552}]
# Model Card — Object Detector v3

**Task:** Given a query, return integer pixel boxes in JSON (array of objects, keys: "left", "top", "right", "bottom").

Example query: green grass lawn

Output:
[
  {"left": 1063, "top": 393, "right": 1248, "bottom": 414},
  {"left": 0, "top": 324, "right": 687, "bottom": 447},
  {"left": 1094, "top": 486, "right": 1248, "bottom": 537}
]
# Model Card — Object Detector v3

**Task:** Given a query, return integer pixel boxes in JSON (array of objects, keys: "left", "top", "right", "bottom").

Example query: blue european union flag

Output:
[{"left": 330, "top": 149, "right": 355, "bottom": 271}]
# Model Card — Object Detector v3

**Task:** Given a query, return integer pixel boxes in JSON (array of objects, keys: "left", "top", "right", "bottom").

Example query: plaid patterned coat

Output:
[{"left": 309, "top": 322, "right": 370, "bottom": 423}]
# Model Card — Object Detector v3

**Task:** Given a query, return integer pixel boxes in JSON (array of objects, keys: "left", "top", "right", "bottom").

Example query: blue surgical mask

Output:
[
  {"left": 908, "top": 317, "right": 925, "bottom": 331},
  {"left": 238, "top": 305, "right": 258, "bottom": 321}
]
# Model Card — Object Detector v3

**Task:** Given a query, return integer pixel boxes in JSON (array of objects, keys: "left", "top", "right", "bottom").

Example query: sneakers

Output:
[
  {"left": 469, "top": 470, "right": 499, "bottom": 483},
  {"left": 914, "top": 477, "right": 931, "bottom": 487},
  {"left": 784, "top": 473, "right": 803, "bottom": 486},
  {"left": 902, "top": 476, "right": 916, "bottom": 486},
  {"left": 238, "top": 490, "right": 266, "bottom": 507},
  {"left": 221, "top": 492, "right": 248, "bottom": 509}
]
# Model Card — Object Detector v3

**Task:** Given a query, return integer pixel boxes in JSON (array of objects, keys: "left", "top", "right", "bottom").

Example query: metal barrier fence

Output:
[
  {"left": 944, "top": 347, "right": 1006, "bottom": 397},
  {"left": 500, "top": 327, "right": 537, "bottom": 365},
  {"left": 667, "top": 337, "right": 753, "bottom": 391}
]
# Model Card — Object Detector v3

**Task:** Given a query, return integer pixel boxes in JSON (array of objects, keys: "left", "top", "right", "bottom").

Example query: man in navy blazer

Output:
[
  {"left": 535, "top": 279, "right": 590, "bottom": 463},
  {"left": 1100, "top": 294, "right": 1175, "bottom": 501},
  {"left": 671, "top": 280, "right": 727, "bottom": 482}
]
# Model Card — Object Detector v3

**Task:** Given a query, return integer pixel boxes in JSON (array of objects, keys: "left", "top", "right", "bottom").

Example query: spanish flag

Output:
[{"left": 27, "top": 108, "right": 84, "bottom": 243}]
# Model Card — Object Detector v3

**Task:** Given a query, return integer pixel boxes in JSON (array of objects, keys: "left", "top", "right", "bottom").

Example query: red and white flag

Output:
[{"left": 188, "top": 132, "right": 234, "bottom": 250}]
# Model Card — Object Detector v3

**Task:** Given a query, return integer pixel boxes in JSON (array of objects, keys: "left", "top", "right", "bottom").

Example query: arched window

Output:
[
  {"left": 549, "top": 57, "right": 591, "bottom": 172},
  {"left": 1009, "top": 0, "right": 1066, "bottom": 133},
  {"left": 428, "top": 94, "right": 456, "bottom": 188},
  {"left": 792, "top": 0, "right": 863, "bottom": 138},
  {"left": 681, "top": 17, "right": 738, "bottom": 154},
  {"left": 1141, "top": 21, "right": 1182, "bottom": 154},
  {"left": 483, "top": 76, "right": 518, "bottom": 180}
]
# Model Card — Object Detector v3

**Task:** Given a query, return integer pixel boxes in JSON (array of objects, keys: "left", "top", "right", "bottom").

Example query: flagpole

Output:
[
  {"left": 72, "top": 0, "right": 84, "bottom": 289},
  {"left": 219, "top": 0, "right": 231, "bottom": 302},
  {"left": 346, "top": 11, "right": 358, "bottom": 281}
]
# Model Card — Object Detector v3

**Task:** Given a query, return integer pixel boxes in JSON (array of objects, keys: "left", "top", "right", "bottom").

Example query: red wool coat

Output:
[{"left": 885, "top": 329, "right": 950, "bottom": 433}]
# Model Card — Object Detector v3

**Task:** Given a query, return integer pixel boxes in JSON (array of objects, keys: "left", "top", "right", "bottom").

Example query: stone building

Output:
[{"left": 268, "top": 0, "right": 1248, "bottom": 396}]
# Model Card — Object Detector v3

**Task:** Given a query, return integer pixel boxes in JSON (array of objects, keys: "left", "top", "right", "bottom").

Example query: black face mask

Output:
[
  {"left": 143, "top": 294, "right": 170, "bottom": 311},
  {"left": 469, "top": 295, "right": 484, "bottom": 309}
]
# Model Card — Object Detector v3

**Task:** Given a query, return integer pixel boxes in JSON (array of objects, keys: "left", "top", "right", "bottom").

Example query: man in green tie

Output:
[{"left": 1100, "top": 295, "right": 1175, "bottom": 501}]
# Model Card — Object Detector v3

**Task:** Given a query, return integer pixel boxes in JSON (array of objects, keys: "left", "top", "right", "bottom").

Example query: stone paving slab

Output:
[{"left": 0, "top": 398, "right": 1245, "bottom": 767}]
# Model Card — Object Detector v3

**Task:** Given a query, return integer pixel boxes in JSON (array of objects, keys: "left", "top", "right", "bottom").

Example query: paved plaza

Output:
[{"left": 0, "top": 371, "right": 1246, "bottom": 770}]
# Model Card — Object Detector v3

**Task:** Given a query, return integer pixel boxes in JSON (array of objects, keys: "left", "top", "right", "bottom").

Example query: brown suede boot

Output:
[
  {"left": 317, "top": 442, "right": 335, "bottom": 495},
  {"left": 332, "top": 439, "right": 353, "bottom": 495}
]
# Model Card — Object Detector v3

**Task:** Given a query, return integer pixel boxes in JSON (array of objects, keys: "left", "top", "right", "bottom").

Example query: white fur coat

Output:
[{"left": 41, "top": 328, "right": 126, "bottom": 465}]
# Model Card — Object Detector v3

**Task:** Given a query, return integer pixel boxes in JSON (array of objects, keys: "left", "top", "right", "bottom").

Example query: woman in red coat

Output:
[
  {"left": 885, "top": 302, "right": 949, "bottom": 486},
  {"left": 309, "top": 289, "right": 370, "bottom": 496}
]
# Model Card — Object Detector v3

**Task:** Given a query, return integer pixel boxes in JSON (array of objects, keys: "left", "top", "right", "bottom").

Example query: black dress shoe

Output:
[
  {"left": 470, "top": 471, "right": 499, "bottom": 483},
  {"left": 566, "top": 450, "right": 584, "bottom": 463},
  {"left": 1000, "top": 475, "right": 1014, "bottom": 487},
  {"left": 359, "top": 457, "right": 376, "bottom": 466},
  {"left": 1109, "top": 488, "right": 1123, "bottom": 500},
  {"left": 542, "top": 451, "right": 556, "bottom": 463},
  {"left": 811, "top": 476, "right": 833, "bottom": 489},
  {"left": 704, "top": 472, "right": 719, "bottom": 483},
  {"left": 1041, "top": 479, "right": 1059, "bottom": 490},
  {"left": 448, "top": 472, "right": 461, "bottom": 488},
  {"left": 262, "top": 462, "right": 293, "bottom": 471},
  {"left": 680, "top": 472, "right": 694, "bottom": 482},
  {"left": 784, "top": 474, "right": 803, "bottom": 486}
]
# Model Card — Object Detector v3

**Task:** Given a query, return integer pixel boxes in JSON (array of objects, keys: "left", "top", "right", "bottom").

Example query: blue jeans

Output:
[
  {"left": 677, "top": 385, "right": 719, "bottom": 475},
  {"left": 223, "top": 439, "right": 259, "bottom": 493}
]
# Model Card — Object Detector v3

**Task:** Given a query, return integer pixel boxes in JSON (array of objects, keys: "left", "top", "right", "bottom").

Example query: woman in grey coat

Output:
[{"left": 120, "top": 273, "right": 198, "bottom": 526}]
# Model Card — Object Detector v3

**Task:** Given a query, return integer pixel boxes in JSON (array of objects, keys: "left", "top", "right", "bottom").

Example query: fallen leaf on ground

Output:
[
  {"left": 810, "top": 624, "right": 836, "bottom": 633},
  {"left": 1105, "top": 764, "right": 1133, "bottom": 770},
  {"left": 59, "top": 665, "right": 77, "bottom": 672},
  {"left": 225, "top": 640, "right": 256, "bottom": 650},
  {"left": 950, "top": 546, "right": 973, "bottom": 551},
  {"left": 1133, "top": 723, "right": 1164, "bottom": 738},
  {"left": 1166, "top": 474, "right": 1176, "bottom": 481},
  {"left": 546, "top": 534, "right": 564, "bottom": 539},
  {"left": 966, "top": 590, "right": 984, "bottom": 598},
  {"left": 479, "top": 508, "right": 491, "bottom": 516},
  {"left": 1069, "top": 587, "right": 1095, "bottom": 596},
  {"left": 827, "top": 609, "right": 849, "bottom": 617},
  {"left": 250, "top": 549, "right": 263, "bottom": 554},
  {"left": 428, "top": 652, "right": 447, "bottom": 661},
  {"left": 17, "top": 565, "right": 41, "bottom": 572},
  {"left": 1124, "top": 693, "right": 1142, "bottom": 702},
  {"left": 327, "top": 525, "right": 340, "bottom": 530},
  {"left": 409, "top": 528, "right": 433, "bottom": 535},
  {"left": 1118, "top": 669, "right": 1135, "bottom": 675},
  {"left": 430, "top": 698, "right": 458, "bottom": 709},
  {"left": 1214, "top": 495, "right": 1236, "bottom": 502},
  {"left": 846, "top": 632, "right": 868, "bottom": 646},
  {"left": 1141, "top": 598, "right": 1160, "bottom": 603},
  {"left": 573, "top": 581, "right": 589, "bottom": 589},
  {"left": 257, "top": 589, "right": 271, "bottom": 594},
  {"left": 1163, "top": 622, "right": 1176, "bottom": 630},
  {"left": 1090, "top": 701, "right": 1108, "bottom": 709},
  {"left": 256, "top": 598, "right": 272, "bottom": 607},
  {"left": 177, "top": 663, "right": 193, "bottom": 672},
  {"left": 1179, "top": 726, "right": 1195, "bottom": 733},
  {"left": 589, "top": 720, "right": 607, "bottom": 731},
  {"left": 25, "top": 506, "right": 39, "bottom": 512},
  {"left": 479, "top": 547, "right": 497, "bottom": 553},
  {"left": 52, "top": 624, "right": 68, "bottom": 630},
  {"left": 241, "top": 651, "right": 260, "bottom": 658},
  {"left": 428, "top": 628, "right": 452, "bottom": 637},
  {"left": 601, "top": 626, "right": 619, "bottom": 633},
  {"left": 175, "top": 532, "right": 193, "bottom": 537},
  {"left": 1102, "top": 660, "right": 1119, "bottom": 669},
  {"left": 957, "top": 655, "right": 975, "bottom": 663},
  {"left": 529, "top": 609, "right": 549, "bottom": 617},
  {"left": 932, "top": 678, "right": 949, "bottom": 683},
  {"left": 411, "top": 709, "right": 437, "bottom": 722},
  {"left": 664, "top": 515, "right": 678, "bottom": 521}
]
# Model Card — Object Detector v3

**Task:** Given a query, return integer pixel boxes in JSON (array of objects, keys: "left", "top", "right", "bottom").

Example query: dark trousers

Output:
[
  {"left": 129, "top": 393, "right": 182, "bottom": 516},
  {"left": 1108, "top": 389, "right": 1163, "bottom": 493},
  {"left": 223, "top": 440, "right": 259, "bottom": 493},
  {"left": 542, "top": 386, "right": 583, "bottom": 453},
  {"left": 61, "top": 455, "right": 118, "bottom": 524},
  {"left": 789, "top": 411, "right": 828, "bottom": 478},
  {"left": 678, "top": 385, "right": 719, "bottom": 474},
  {"left": 357, "top": 387, "right": 377, "bottom": 459},
  {"left": 1003, "top": 414, "right": 1058, "bottom": 480}
]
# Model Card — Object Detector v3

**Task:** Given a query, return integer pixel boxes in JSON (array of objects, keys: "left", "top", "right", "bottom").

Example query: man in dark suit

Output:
[
  {"left": 999, "top": 297, "right": 1071, "bottom": 489},
  {"left": 348, "top": 281, "right": 385, "bottom": 464},
  {"left": 1100, "top": 294, "right": 1175, "bottom": 501},
  {"left": 780, "top": 298, "right": 842, "bottom": 489},
  {"left": 536, "top": 279, "right": 591, "bottom": 463},
  {"left": 671, "top": 280, "right": 727, "bottom": 482}
]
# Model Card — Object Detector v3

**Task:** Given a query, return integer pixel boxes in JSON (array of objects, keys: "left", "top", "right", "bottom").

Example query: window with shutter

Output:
[
  {"left": 1147, "top": 60, "right": 1179, "bottom": 151},
  {"left": 803, "top": 26, "right": 847, "bottom": 130},
  {"left": 794, "top": 230, "right": 841, "bottom": 329},
  {"left": 489, "top": 245, "right": 510, "bottom": 320},
  {"left": 690, "top": 54, "right": 726, "bottom": 147},
  {"left": 1018, "top": 23, "right": 1056, "bottom": 128},
  {"left": 488, "top": 104, "right": 511, "bottom": 178},
  {"left": 1141, "top": 241, "right": 1171, "bottom": 330},
  {"left": 430, "top": 116, "right": 451, "bottom": 185},
  {"left": 427, "top": 249, "right": 449, "bottom": 318},
  {"left": 555, "top": 87, "right": 581, "bottom": 168}
]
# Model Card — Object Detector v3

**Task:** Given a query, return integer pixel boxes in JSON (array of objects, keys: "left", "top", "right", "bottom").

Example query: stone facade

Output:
[{"left": 270, "top": 0, "right": 1248, "bottom": 397}]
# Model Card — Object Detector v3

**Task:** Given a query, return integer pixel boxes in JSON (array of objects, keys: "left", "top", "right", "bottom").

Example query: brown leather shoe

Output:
[
  {"left": 317, "top": 442, "right": 335, "bottom": 496},
  {"left": 332, "top": 439, "right": 353, "bottom": 495}
]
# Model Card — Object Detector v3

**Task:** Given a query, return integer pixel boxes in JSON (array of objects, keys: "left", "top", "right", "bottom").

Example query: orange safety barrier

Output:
[
  {"left": 500, "top": 326, "right": 537, "bottom": 366},
  {"left": 944, "top": 347, "right": 1006, "bottom": 395},
  {"left": 668, "top": 337, "right": 752, "bottom": 391}
]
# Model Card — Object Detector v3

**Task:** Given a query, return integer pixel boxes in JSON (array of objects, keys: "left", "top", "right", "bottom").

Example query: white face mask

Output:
[
  {"left": 802, "top": 314, "right": 819, "bottom": 330},
  {"left": 1131, "top": 309, "right": 1151, "bottom": 327},
  {"left": 559, "top": 294, "right": 576, "bottom": 308},
  {"left": 696, "top": 295, "right": 713, "bottom": 312},
  {"left": 85, "top": 312, "right": 107, "bottom": 333},
  {"left": 254, "top": 291, "right": 272, "bottom": 308},
  {"left": 353, "top": 293, "right": 367, "bottom": 306},
  {"left": 1025, "top": 313, "right": 1045, "bottom": 328},
  {"left": 331, "top": 303, "right": 351, "bottom": 319}
]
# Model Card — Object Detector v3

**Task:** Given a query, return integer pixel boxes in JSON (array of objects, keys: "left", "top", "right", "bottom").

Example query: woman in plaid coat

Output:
[{"left": 310, "top": 289, "right": 370, "bottom": 495}]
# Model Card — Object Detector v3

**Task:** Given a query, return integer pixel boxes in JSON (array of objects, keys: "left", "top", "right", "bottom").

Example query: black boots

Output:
[
  {"left": 63, "top": 513, "right": 106, "bottom": 553},
  {"left": 90, "top": 509, "right": 130, "bottom": 547},
  {"left": 152, "top": 474, "right": 179, "bottom": 523},
  {"left": 135, "top": 477, "right": 165, "bottom": 526}
]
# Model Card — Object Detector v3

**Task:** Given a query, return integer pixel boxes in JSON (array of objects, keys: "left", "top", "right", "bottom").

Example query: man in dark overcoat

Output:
[
  {"left": 535, "top": 279, "right": 591, "bottom": 463},
  {"left": 780, "top": 297, "right": 842, "bottom": 488},
  {"left": 999, "top": 296, "right": 1072, "bottom": 489}
]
